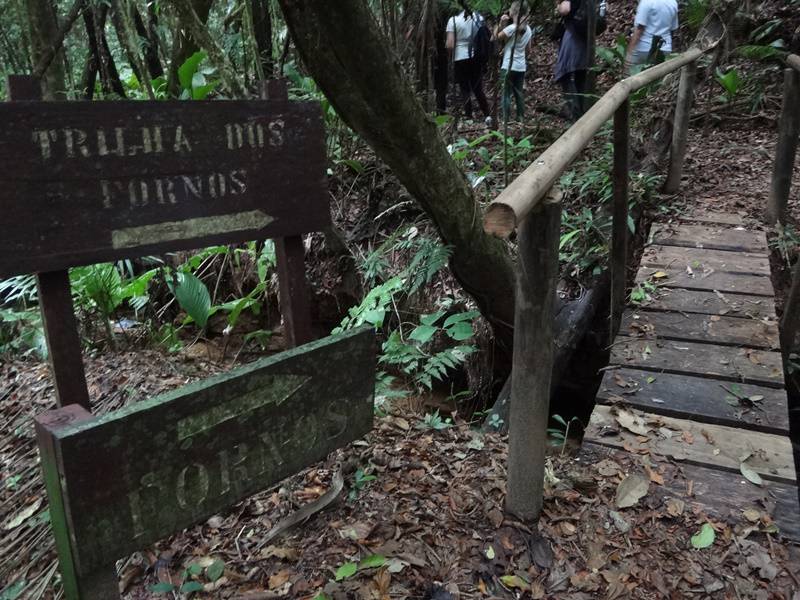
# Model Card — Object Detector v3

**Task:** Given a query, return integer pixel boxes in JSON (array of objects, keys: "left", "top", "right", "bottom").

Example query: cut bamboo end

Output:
[{"left": 484, "top": 204, "right": 517, "bottom": 239}]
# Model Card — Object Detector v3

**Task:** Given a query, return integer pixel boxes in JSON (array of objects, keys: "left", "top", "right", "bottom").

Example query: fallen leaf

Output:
[
  {"left": 615, "top": 409, "right": 650, "bottom": 436},
  {"left": 681, "top": 430, "right": 694, "bottom": 444},
  {"left": 485, "top": 545, "right": 495, "bottom": 560},
  {"left": 560, "top": 521, "right": 577, "bottom": 536},
  {"left": 334, "top": 562, "right": 357, "bottom": 581},
  {"left": 742, "top": 508, "right": 761, "bottom": 523},
  {"left": 596, "top": 459, "right": 621, "bottom": 477},
  {"left": 500, "top": 574, "right": 528, "bottom": 590},
  {"left": 690, "top": 523, "right": 715, "bottom": 549},
  {"left": 652, "top": 271, "right": 668, "bottom": 279},
  {"left": 747, "top": 549, "right": 778, "bottom": 581},
  {"left": 645, "top": 465, "right": 664, "bottom": 485},
  {"left": 615, "top": 474, "right": 649, "bottom": 509},
  {"left": 665, "top": 498, "right": 685, "bottom": 517},
  {"left": 740, "top": 461, "right": 763, "bottom": 486},
  {"left": 608, "top": 510, "right": 630, "bottom": 533},
  {"left": 2, "top": 498, "right": 42, "bottom": 531},
  {"left": 268, "top": 570, "right": 291, "bottom": 589}
]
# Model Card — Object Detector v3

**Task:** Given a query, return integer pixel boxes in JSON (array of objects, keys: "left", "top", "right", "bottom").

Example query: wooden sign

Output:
[
  {"left": 35, "top": 327, "right": 375, "bottom": 598},
  {"left": 0, "top": 98, "right": 329, "bottom": 277}
]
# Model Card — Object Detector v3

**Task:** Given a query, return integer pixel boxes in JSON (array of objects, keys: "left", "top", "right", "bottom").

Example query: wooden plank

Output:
[
  {"left": 34, "top": 328, "right": 375, "bottom": 578},
  {"left": 620, "top": 310, "right": 779, "bottom": 350},
  {"left": 0, "top": 99, "right": 329, "bottom": 277},
  {"left": 638, "top": 287, "right": 776, "bottom": 319},
  {"left": 585, "top": 404, "right": 796, "bottom": 483},
  {"left": 650, "top": 224, "right": 768, "bottom": 253},
  {"left": 609, "top": 338, "right": 784, "bottom": 387},
  {"left": 679, "top": 210, "right": 745, "bottom": 227},
  {"left": 597, "top": 367, "right": 790, "bottom": 435},
  {"left": 641, "top": 244, "right": 770, "bottom": 276},
  {"left": 636, "top": 266, "right": 773, "bottom": 297},
  {"left": 579, "top": 443, "right": 800, "bottom": 542}
]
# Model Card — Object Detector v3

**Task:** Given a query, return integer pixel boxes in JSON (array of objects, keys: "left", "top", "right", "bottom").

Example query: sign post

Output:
[{"left": 36, "top": 328, "right": 375, "bottom": 598}]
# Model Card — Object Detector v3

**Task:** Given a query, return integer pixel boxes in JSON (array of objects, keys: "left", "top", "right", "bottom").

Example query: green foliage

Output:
[
  {"left": 70, "top": 264, "right": 124, "bottom": 317},
  {"left": 547, "top": 414, "right": 580, "bottom": 451},
  {"left": 769, "top": 223, "right": 800, "bottom": 266},
  {"left": 0, "top": 308, "right": 46, "bottom": 359},
  {"left": 735, "top": 42, "right": 786, "bottom": 62},
  {"left": 416, "top": 409, "right": 453, "bottom": 431},
  {"left": 348, "top": 468, "right": 377, "bottom": 501},
  {"left": 177, "top": 51, "right": 219, "bottom": 100},
  {"left": 630, "top": 280, "right": 658, "bottom": 305},
  {"left": 173, "top": 273, "right": 212, "bottom": 330},
  {"left": 714, "top": 67, "right": 742, "bottom": 103},
  {"left": 684, "top": 0, "right": 709, "bottom": 32}
]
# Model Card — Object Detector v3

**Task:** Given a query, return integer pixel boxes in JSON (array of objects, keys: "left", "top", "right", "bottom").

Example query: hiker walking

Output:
[
  {"left": 625, "top": 0, "right": 679, "bottom": 73},
  {"left": 554, "top": 0, "right": 589, "bottom": 122},
  {"left": 496, "top": 2, "right": 533, "bottom": 122},
  {"left": 446, "top": 1, "right": 493, "bottom": 126}
]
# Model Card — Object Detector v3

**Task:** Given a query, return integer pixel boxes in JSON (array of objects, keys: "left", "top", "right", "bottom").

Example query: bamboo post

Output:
[
  {"left": 767, "top": 68, "right": 800, "bottom": 226},
  {"left": 663, "top": 61, "right": 697, "bottom": 194},
  {"left": 610, "top": 100, "right": 629, "bottom": 343},
  {"left": 780, "top": 255, "right": 800, "bottom": 357},
  {"left": 505, "top": 193, "right": 561, "bottom": 522}
]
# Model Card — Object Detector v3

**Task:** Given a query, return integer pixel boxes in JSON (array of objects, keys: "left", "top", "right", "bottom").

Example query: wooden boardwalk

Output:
[{"left": 582, "top": 211, "right": 800, "bottom": 541}]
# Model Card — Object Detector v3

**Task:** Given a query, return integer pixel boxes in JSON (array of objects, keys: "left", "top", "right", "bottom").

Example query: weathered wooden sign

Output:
[
  {"left": 35, "top": 327, "right": 375, "bottom": 599},
  {"left": 0, "top": 98, "right": 328, "bottom": 277}
]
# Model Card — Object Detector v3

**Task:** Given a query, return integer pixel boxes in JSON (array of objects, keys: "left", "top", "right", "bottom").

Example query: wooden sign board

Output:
[
  {"left": 0, "top": 98, "right": 329, "bottom": 277},
  {"left": 35, "top": 328, "right": 375, "bottom": 598}
]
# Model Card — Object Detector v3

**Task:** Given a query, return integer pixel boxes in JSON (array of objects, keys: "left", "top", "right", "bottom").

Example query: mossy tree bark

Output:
[
  {"left": 276, "top": 0, "right": 517, "bottom": 353},
  {"left": 26, "top": 0, "right": 67, "bottom": 99}
]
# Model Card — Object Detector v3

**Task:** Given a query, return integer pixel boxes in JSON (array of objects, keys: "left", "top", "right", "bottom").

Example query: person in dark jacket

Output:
[{"left": 554, "top": 0, "right": 588, "bottom": 122}]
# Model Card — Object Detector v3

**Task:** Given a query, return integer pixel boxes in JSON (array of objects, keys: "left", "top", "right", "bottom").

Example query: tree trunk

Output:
[
  {"left": 251, "top": 0, "right": 274, "bottom": 77},
  {"left": 26, "top": 0, "right": 67, "bottom": 99},
  {"left": 133, "top": 4, "right": 164, "bottom": 78},
  {"left": 84, "top": 4, "right": 126, "bottom": 97},
  {"left": 276, "top": 0, "right": 517, "bottom": 355},
  {"left": 167, "top": 0, "right": 215, "bottom": 95}
]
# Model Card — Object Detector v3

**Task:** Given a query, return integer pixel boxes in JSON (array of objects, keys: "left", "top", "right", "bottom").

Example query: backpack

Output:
[
  {"left": 571, "top": 0, "right": 607, "bottom": 38},
  {"left": 470, "top": 17, "right": 493, "bottom": 67}
]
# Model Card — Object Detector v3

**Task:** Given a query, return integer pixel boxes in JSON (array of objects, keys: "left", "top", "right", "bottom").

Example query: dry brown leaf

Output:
[
  {"left": 645, "top": 465, "right": 664, "bottom": 485},
  {"left": 681, "top": 430, "right": 694, "bottom": 444},
  {"left": 615, "top": 409, "right": 650, "bottom": 436},
  {"left": 665, "top": 498, "right": 685, "bottom": 517},
  {"left": 268, "top": 570, "right": 291, "bottom": 589}
]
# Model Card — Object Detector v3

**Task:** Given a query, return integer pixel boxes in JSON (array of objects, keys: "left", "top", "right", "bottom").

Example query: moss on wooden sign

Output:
[{"left": 35, "top": 328, "right": 375, "bottom": 582}]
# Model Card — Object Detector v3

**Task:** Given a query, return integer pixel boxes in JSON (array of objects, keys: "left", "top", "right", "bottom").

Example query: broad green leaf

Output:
[
  {"left": 178, "top": 51, "right": 207, "bottom": 91},
  {"left": 485, "top": 545, "right": 496, "bottom": 560},
  {"left": 180, "top": 581, "right": 205, "bottom": 594},
  {"left": 334, "top": 562, "right": 358, "bottom": 581},
  {"left": 358, "top": 555, "right": 386, "bottom": 570},
  {"left": 690, "top": 523, "right": 715, "bottom": 549},
  {"left": 186, "top": 564, "right": 203, "bottom": 576},
  {"left": 445, "top": 321, "right": 474, "bottom": 341},
  {"left": 409, "top": 325, "right": 438, "bottom": 344},
  {"left": 174, "top": 273, "right": 211, "bottom": 329},
  {"left": 206, "top": 559, "right": 225, "bottom": 582},
  {"left": 420, "top": 311, "right": 446, "bottom": 326},
  {"left": 149, "top": 582, "right": 177, "bottom": 594}
]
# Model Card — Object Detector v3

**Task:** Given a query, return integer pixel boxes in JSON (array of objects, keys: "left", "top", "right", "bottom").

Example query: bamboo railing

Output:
[{"left": 485, "top": 45, "right": 723, "bottom": 521}]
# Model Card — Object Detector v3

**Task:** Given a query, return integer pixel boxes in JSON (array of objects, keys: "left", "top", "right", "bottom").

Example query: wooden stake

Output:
[
  {"left": 505, "top": 193, "right": 560, "bottom": 522},
  {"left": 610, "top": 100, "right": 629, "bottom": 344},
  {"left": 767, "top": 68, "right": 800, "bottom": 226},
  {"left": 781, "top": 254, "right": 800, "bottom": 357},
  {"left": 664, "top": 61, "right": 697, "bottom": 194},
  {"left": 7, "top": 75, "right": 91, "bottom": 412},
  {"left": 261, "top": 79, "right": 314, "bottom": 348}
]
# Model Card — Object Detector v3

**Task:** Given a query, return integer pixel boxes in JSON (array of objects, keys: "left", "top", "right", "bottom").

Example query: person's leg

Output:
[
  {"left": 512, "top": 71, "right": 525, "bottom": 120},
  {"left": 560, "top": 73, "right": 579, "bottom": 122},
  {"left": 469, "top": 59, "right": 491, "bottom": 118},
  {"left": 573, "top": 70, "right": 588, "bottom": 119},
  {"left": 454, "top": 60, "right": 473, "bottom": 119}
]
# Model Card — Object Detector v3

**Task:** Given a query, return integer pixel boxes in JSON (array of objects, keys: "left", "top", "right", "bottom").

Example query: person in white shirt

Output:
[
  {"left": 625, "top": 0, "right": 679, "bottom": 72},
  {"left": 446, "top": 2, "right": 491, "bottom": 124},
  {"left": 495, "top": 2, "right": 533, "bottom": 121}
]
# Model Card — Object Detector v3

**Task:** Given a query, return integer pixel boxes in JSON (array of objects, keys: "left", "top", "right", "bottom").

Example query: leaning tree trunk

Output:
[
  {"left": 276, "top": 0, "right": 517, "bottom": 355},
  {"left": 26, "top": 0, "right": 67, "bottom": 99}
]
